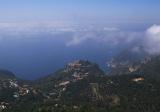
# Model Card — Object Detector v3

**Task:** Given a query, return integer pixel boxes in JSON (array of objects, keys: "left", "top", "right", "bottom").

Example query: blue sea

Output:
[{"left": 0, "top": 22, "right": 152, "bottom": 79}]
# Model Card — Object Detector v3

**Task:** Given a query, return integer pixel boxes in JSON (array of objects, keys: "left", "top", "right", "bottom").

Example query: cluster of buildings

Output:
[
  {"left": 59, "top": 81, "right": 70, "bottom": 86},
  {"left": 72, "top": 72, "right": 88, "bottom": 81},
  {"left": 65, "top": 60, "right": 92, "bottom": 72},
  {"left": 67, "top": 60, "right": 83, "bottom": 71},
  {"left": 128, "top": 66, "right": 140, "bottom": 73},
  {"left": 0, "top": 79, "right": 33, "bottom": 99},
  {"left": 132, "top": 77, "right": 145, "bottom": 82},
  {"left": 49, "top": 61, "right": 91, "bottom": 99},
  {"left": 45, "top": 60, "right": 94, "bottom": 100},
  {"left": 0, "top": 102, "right": 9, "bottom": 110},
  {"left": 107, "top": 56, "right": 153, "bottom": 74}
]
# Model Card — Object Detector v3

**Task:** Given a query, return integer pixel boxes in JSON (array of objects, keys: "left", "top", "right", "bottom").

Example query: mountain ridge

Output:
[{"left": 1, "top": 56, "right": 160, "bottom": 112}]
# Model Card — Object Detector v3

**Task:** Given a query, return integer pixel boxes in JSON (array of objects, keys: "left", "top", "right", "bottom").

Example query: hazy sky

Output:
[{"left": 0, "top": 0, "right": 160, "bottom": 23}]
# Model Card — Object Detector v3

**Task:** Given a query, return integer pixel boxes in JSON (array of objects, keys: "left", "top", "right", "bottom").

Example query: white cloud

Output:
[
  {"left": 0, "top": 22, "right": 145, "bottom": 51},
  {"left": 66, "top": 28, "right": 142, "bottom": 47},
  {"left": 66, "top": 36, "right": 82, "bottom": 46},
  {"left": 103, "top": 27, "right": 118, "bottom": 31},
  {"left": 66, "top": 24, "right": 160, "bottom": 56},
  {"left": 144, "top": 24, "right": 160, "bottom": 55},
  {"left": 66, "top": 31, "right": 95, "bottom": 46},
  {"left": 131, "top": 46, "right": 141, "bottom": 53},
  {"left": 1, "top": 22, "right": 160, "bottom": 56},
  {"left": 0, "top": 22, "right": 75, "bottom": 35}
]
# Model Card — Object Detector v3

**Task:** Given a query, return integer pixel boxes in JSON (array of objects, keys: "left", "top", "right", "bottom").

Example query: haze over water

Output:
[{"left": 0, "top": 0, "right": 160, "bottom": 79}]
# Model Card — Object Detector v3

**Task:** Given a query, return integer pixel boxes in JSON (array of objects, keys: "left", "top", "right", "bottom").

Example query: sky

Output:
[{"left": 0, "top": 0, "right": 160, "bottom": 23}]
